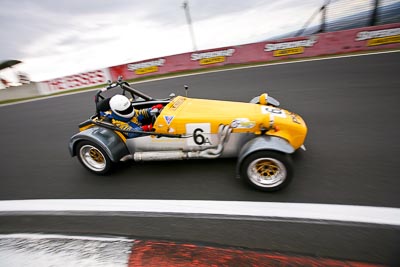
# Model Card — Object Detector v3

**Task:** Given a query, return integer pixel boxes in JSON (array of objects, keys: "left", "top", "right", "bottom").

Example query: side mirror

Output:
[{"left": 250, "top": 93, "right": 280, "bottom": 107}]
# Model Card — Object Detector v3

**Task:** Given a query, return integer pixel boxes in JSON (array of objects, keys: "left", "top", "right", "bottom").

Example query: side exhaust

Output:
[{"left": 123, "top": 125, "right": 232, "bottom": 162}]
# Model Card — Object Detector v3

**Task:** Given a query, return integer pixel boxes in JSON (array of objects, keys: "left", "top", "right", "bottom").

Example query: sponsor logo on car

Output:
[
  {"left": 289, "top": 112, "right": 301, "bottom": 124},
  {"left": 264, "top": 36, "right": 318, "bottom": 57},
  {"left": 170, "top": 97, "right": 185, "bottom": 111},
  {"left": 356, "top": 27, "right": 400, "bottom": 46},
  {"left": 164, "top": 115, "right": 174, "bottom": 125},
  {"left": 231, "top": 118, "right": 256, "bottom": 129}
]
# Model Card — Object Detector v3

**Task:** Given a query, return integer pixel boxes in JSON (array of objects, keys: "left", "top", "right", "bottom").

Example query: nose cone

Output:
[{"left": 264, "top": 109, "right": 308, "bottom": 150}]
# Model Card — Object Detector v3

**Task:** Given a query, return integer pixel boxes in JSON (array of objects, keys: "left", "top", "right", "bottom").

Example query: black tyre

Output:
[
  {"left": 240, "top": 150, "right": 293, "bottom": 192},
  {"left": 76, "top": 141, "right": 114, "bottom": 175}
]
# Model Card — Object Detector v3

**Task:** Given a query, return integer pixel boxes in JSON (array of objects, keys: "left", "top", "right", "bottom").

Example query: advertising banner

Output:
[
  {"left": 37, "top": 23, "right": 399, "bottom": 92},
  {"left": 109, "top": 23, "right": 400, "bottom": 81},
  {"left": 38, "top": 69, "right": 111, "bottom": 94}
]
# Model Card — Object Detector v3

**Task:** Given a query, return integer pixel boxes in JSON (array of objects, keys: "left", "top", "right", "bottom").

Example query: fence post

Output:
[
  {"left": 370, "top": 0, "right": 379, "bottom": 26},
  {"left": 319, "top": 4, "right": 327, "bottom": 33}
]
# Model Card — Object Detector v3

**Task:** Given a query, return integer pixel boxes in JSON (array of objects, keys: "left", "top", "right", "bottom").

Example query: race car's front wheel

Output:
[
  {"left": 76, "top": 141, "right": 114, "bottom": 175},
  {"left": 240, "top": 151, "right": 293, "bottom": 192}
]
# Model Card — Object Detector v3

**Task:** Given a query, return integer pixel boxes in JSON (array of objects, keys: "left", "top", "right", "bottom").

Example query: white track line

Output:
[
  {"left": 0, "top": 233, "right": 133, "bottom": 242},
  {"left": 1, "top": 199, "right": 399, "bottom": 226}
]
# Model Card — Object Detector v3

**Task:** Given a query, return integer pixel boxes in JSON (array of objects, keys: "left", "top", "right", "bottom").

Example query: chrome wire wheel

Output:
[
  {"left": 79, "top": 144, "right": 107, "bottom": 172},
  {"left": 240, "top": 151, "right": 293, "bottom": 191},
  {"left": 247, "top": 157, "right": 287, "bottom": 188}
]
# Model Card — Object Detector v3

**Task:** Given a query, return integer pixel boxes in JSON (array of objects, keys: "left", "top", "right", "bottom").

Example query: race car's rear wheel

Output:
[
  {"left": 240, "top": 151, "right": 293, "bottom": 192},
  {"left": 76, "top": 141, "right": 114, "bottom": 175}
]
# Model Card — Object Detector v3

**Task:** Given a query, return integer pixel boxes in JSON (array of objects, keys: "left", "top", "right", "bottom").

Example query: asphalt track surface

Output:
[{"left": 1, "top": 52, "right": 400, "bottom": 265}]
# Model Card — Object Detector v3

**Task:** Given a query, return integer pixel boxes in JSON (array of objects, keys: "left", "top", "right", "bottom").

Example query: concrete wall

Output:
[{"left": 0, "top": 82, "right": 40, "bottom": 102}]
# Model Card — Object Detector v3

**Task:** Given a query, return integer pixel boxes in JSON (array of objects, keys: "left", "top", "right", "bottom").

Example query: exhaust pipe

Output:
[
  {"left": 124, "top": 125, "right": 232, "bottom": 162},
  {"left": 134, "top": 151, "right": 188, "bottom": 161}
]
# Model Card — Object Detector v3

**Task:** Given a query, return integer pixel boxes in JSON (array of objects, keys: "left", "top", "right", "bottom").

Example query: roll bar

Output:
[{"left": 94, "top": 77, "right": 154, "bottom": 116}]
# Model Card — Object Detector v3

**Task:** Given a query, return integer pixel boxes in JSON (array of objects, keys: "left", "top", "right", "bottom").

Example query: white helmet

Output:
[{"left": 109, "top": 94, "right": 134, "bottom": 118}]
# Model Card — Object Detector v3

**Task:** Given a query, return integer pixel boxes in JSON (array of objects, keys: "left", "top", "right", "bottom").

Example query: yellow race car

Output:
[{"left": 69, "top": 78, "right": 307, "bottom": 191}]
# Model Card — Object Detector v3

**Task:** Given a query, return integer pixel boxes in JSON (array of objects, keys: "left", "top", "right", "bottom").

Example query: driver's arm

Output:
[{"left": 137, "top": 104, "right": 163, "bottom": 122}]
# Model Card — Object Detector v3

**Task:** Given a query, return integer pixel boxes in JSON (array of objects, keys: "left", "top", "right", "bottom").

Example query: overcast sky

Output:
[{"left": 0, "top": 0, "right": 379, "bottom": 81}]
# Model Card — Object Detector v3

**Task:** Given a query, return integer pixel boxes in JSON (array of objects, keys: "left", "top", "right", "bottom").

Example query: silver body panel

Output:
[
  {"left": 125, "top": 132, "right": 256, "bottom": 158},
  {"left": 70, "top": 126, "right": 296, "bottom": 163}
]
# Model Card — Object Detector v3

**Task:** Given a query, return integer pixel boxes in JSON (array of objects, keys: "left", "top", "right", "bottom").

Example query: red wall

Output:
[
  {"left": 40, "top": 23, "right": 400, "bottom": 93},
  {"left": 109, "top": 23, "right": 400, "bottom": 81}
]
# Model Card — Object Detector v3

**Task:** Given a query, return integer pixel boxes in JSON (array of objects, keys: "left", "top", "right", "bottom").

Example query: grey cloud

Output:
[{"left": 0, "top": 0, "right": 316, "bottom": 77}]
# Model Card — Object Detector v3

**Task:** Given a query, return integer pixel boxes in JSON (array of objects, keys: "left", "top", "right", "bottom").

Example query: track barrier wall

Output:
[
  {"left": 2, "top": 23, "right": 399, "bottom": 100},
  {"left": 107, "top": 23, "right": 400, "bottom": 81},
  {"left": 0, "top": 234, "right": 385, "bottom": 266},
  {"left": 108, "top": 23, "right": 399, "bottom": 82}
]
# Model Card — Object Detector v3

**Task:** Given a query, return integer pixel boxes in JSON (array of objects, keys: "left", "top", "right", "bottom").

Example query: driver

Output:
[{"left": 107, "top": 94, "right": 162, "bottom": 138}]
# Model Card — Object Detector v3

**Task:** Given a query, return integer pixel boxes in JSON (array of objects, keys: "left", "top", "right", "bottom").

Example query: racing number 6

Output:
[
  {"left": 193, "top": 128, "right": 205, "bottom": 145},
  {"left": 186, "top": 123, "right": 212, "bottom": 146}
]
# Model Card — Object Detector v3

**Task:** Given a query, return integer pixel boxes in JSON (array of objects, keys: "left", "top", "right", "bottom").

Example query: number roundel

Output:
[{"left": 185, "top": 123, "right": 212, "bottom": 146}]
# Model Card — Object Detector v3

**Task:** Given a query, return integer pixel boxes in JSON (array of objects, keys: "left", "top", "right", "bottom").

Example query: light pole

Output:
[{"left": 182, "top": 0, "right": 198, "bottom": 51}]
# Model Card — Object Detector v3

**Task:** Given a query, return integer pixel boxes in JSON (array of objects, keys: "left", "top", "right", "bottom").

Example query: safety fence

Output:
[{"left": 293, "top": 0, "right": 400, "bottom": 37}]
